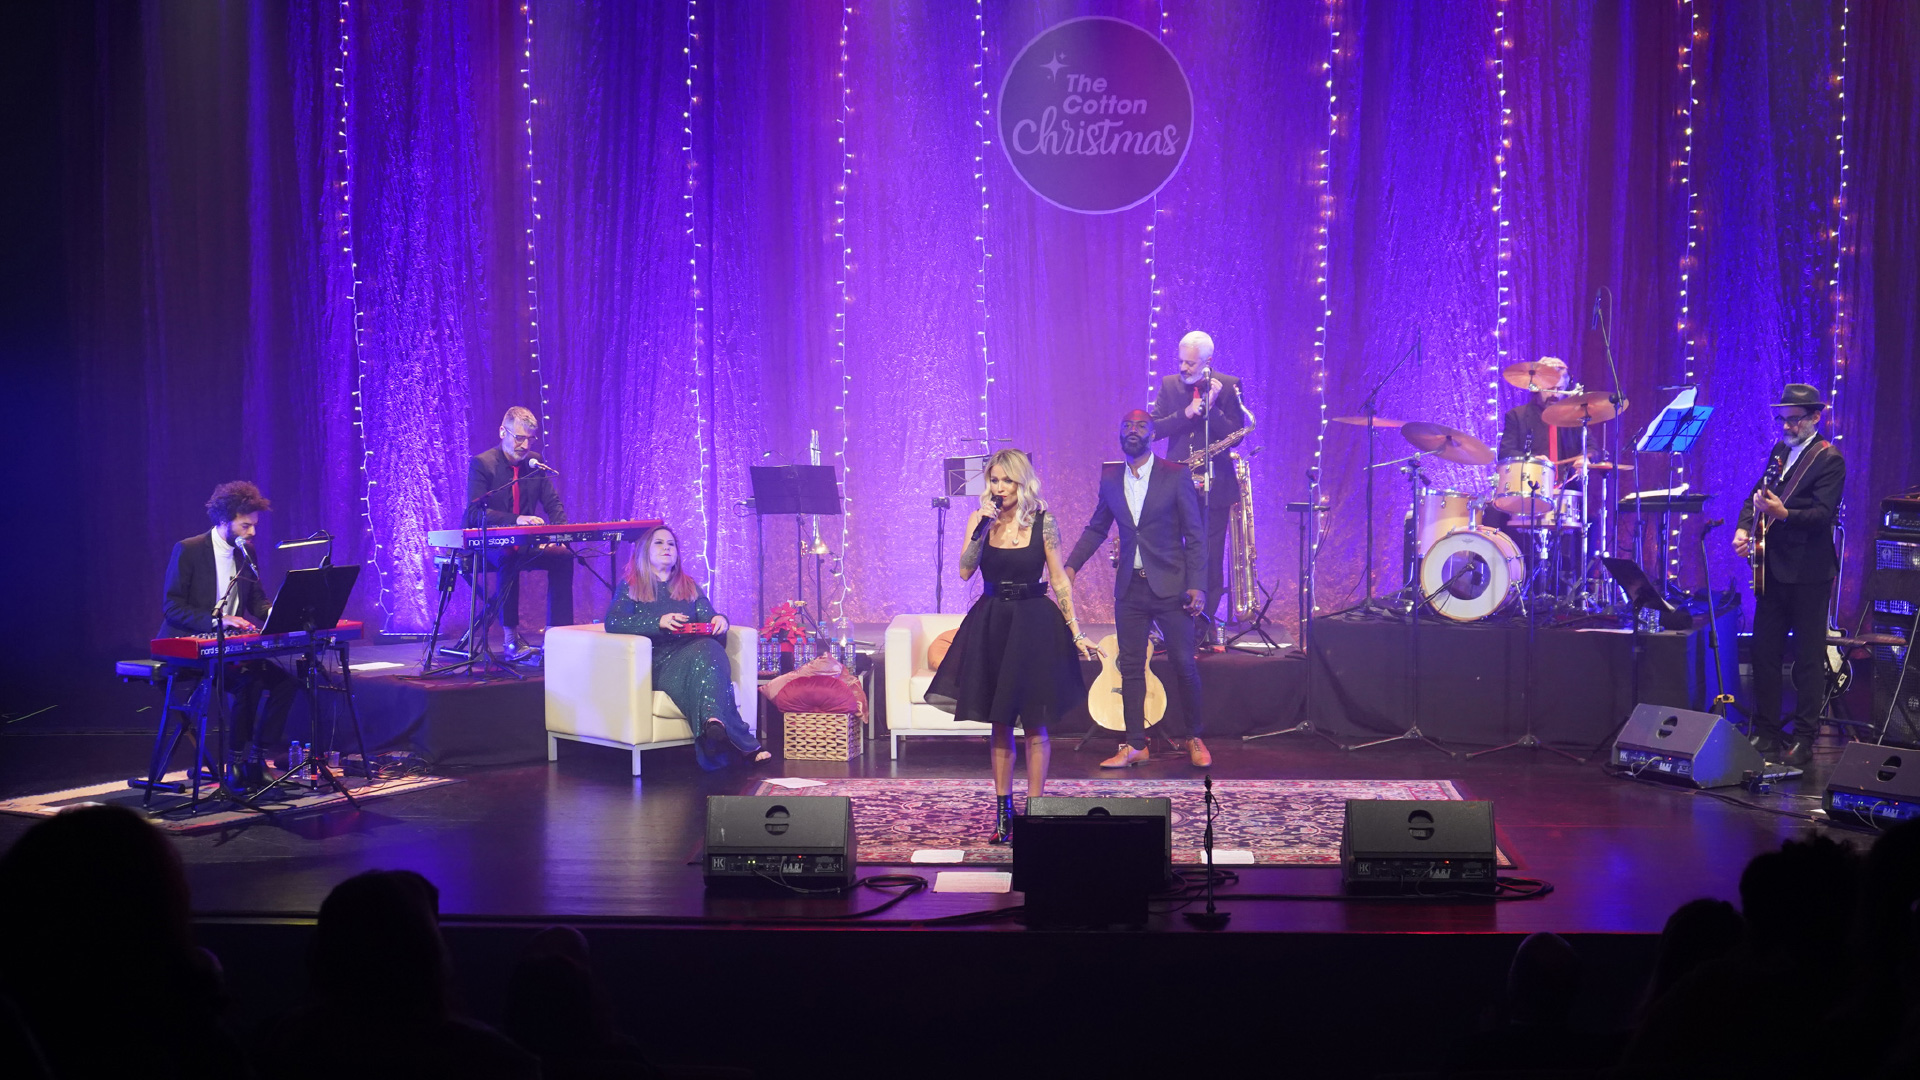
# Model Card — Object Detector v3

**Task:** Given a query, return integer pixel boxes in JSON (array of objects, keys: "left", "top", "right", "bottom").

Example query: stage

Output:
[{"left": 0, "top": 631, "right": 1853, "bottom": 1078}]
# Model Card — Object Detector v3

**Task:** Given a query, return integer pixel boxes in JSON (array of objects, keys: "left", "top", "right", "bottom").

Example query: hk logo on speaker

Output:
[{"left": 997, "top": 16, "right": 1194, "bottom": 214}]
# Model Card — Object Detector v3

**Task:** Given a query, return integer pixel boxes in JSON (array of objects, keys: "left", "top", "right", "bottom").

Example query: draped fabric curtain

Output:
[{"left": 58, "top": 0, "right": 1917, "bottom": 672}]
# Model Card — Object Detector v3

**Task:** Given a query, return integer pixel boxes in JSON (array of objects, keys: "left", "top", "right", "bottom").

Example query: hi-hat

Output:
[
  {"left": 1579, "top": 460, "right": 1636, "bottom": 472},
  {"left": 1502, "top": 361, "right": 1569, "bottom": 391},
  {"left": 1332, "top": 415, "right": 1406, "bottom": 429},
  {"left": 1401, "top": 421, "right": 1496, "bottom": 466},
  {"left": 1542, "top": 392, "right": 1626, "bottom": 427}
]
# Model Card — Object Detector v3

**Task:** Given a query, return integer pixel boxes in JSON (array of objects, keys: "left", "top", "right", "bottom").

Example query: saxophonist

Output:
[{"left": 1151, "top": 330, "right": 1254, "bottom": 643}]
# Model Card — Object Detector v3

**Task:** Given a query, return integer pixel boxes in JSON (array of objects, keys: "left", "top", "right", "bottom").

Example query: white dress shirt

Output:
[
  {"left": 1123, "top": 456, "right": 1153, "bottom": 569},
  {"left": 211, "top": 528, "right": 239, "bottom": 616}
]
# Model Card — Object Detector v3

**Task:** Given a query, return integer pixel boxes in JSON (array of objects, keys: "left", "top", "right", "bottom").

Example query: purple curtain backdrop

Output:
[{"left": 57, "top": 0, "right": 1918, "bottom": 673}]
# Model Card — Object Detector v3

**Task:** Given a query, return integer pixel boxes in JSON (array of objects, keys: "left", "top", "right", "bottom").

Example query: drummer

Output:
[
  {"left": 1496, "top": 356, "right": 1587, "bottom": 469},
  {"left": 1486, "top": 357, "right": 1586, "bottom": 531}
]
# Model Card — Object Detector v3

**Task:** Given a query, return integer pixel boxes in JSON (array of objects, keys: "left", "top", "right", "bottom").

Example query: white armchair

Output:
[
  {"left": 886, "top": 613, "right": 1013, "bottom": 759},
  {"left": 544, "top": 623, "right": 759, "bottom": 775}
]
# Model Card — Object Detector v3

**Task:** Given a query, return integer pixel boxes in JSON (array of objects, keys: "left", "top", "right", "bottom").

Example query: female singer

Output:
[
  {"left": 605, "top": 525, "right": 770, "bottom": 769},
  {"left": 925, "top": 450, "right": 1095, "bottom": 844}
]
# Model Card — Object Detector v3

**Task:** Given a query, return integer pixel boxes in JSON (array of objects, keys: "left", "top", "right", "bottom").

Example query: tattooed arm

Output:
[
  {"left": 958, "top": 509, "right": 987, "bottom": 580},
  {"left": 1043, "top": 512, "right": 1093, "bottom": 656}
]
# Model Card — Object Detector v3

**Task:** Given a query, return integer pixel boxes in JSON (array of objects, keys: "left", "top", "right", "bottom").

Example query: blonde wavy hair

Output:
[{"left": 979, "top": 449, "right": 1046, "bottom": 527}]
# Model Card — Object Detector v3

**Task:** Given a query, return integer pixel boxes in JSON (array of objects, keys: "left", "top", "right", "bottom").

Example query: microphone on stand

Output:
[
  {"left": 524, "top": 454, "right": 560, "bottom": 476},
  {"left": 970, "top": 495, "right": 1004, "bottom": 543},
  {"left": 233, "top": 535, "right": 260, "bottom": 580}
]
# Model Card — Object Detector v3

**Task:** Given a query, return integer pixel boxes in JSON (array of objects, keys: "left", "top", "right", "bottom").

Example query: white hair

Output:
[{"left": 1179, "top": 330, "right": 1214, "bottom": 360}]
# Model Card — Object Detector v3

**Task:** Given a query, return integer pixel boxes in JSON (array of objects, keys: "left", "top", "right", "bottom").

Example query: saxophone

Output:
[{"left": 1227, "top": 452, "right": 1258, "bottom": 622}]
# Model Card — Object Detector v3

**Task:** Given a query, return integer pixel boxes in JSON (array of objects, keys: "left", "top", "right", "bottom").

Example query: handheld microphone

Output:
[
  {"left": 970, "top": 495, "right": 1004, "bottom": 543},
  {"left": 1590, "top": 290, "right": 1603, "bottom": 330}
]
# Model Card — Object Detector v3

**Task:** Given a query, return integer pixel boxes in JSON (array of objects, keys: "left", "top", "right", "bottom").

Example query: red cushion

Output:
[{"left": 772, "top": 674, "right": 862, "bottom": 715}]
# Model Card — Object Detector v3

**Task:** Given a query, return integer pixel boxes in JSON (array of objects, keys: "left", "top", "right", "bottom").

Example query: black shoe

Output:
[
  {"left": 988, "top": 793, "right": 1015, "bottom": 846},
  {"left": 701, "top": 719, "right": 727, "bottom": 749},
  {"left": 1778, "top": 739, "right": 1813, "bottom": 768}
]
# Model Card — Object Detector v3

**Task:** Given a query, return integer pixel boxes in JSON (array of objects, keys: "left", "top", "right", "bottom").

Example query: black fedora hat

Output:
[{"left": 1773, "top": 383, "right": 1826, "bottom": 410}]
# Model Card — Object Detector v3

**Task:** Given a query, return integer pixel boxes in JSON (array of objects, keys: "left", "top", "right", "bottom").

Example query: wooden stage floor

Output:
[{"left": 0, "top": 668, "right": 1869, "bottom": 1078}]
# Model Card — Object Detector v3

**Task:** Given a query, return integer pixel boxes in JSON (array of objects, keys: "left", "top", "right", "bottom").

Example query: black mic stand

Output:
[
  {"left": 1182, "top": 774, "right": 1230, "bottom": 930},
  {"left": 1346, "top": 534, "right": 1460, "bottom": 758},
  {"left": 420, "top": 473, "right": 537, "bottom": 679}
]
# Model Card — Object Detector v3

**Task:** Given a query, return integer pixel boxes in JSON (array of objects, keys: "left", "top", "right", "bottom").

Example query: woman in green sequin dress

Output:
[{"left": 605, "top": 525, "right": 770, "bottom": 769}]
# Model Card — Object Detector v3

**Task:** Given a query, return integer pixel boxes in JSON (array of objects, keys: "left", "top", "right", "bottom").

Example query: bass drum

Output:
[{"left": 1421, "top": 527, "right": 1525, "bottom": 623}]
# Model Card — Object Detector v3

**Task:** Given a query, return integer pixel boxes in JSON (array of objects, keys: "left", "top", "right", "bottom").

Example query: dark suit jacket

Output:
[
  {"left": 1497, "top": 400, "right": 1587, "bottom": 461},
  {"left": 466, "top": 447, "right": 569, "bottom": 529},
  {"left": 1151, "top": 371, "right": 1250, "bottom": 507},
  {"left": 159, "top": 531, "right": 271, "bottom": 637},
  {"left": 1735, "top": 437, "right": 1845, "bottom": 585},
  {"left": 1064, "top": 457, "right": 1207, "bottom": 600}
]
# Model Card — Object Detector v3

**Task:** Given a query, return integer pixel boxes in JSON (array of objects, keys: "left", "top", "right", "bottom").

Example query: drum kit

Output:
[{"left": 1335, "top": 361, "right": 1632, "bottom": 624}]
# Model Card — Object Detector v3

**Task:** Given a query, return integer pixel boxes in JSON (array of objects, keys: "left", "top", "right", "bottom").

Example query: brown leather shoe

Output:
[
  {"left": 1100, "top": 743, "right": 1150, "bottom": 768},
  {"left": 1188, "top": 736, "right": 1213, "bottom": 768}
]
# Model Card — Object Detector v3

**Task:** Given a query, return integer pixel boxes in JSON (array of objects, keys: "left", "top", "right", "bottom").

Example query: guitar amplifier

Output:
[
  {"left": 703, "top": 796, "right": 856, "bottom": 891},
  {"left": 1882, "top": 491, "right": 1920, "bottom": 537}
]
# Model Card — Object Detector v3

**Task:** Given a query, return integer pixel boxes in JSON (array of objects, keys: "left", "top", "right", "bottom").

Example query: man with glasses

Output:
[
  {"left": 1732, "top": 384, "right": 1846, "bottom": 767},
  {"left": 465, "top": 406, "right": 572, "bottom": 660}
]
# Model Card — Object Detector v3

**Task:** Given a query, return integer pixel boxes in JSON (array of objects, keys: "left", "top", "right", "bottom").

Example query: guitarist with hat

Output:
[{"left": 1732, "top": 384, "right": 1846, "bottom": 768}]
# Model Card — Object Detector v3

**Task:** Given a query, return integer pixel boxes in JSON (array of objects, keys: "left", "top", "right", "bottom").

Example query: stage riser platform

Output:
[{"left": 1309, "top": 611, "right": 1739, "bottom": 751}]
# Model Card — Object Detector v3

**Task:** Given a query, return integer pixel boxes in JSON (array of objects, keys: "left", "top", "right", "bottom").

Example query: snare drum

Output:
[
  {"left": 1493, "top": 456, "right": 1556, "bottom": 516},
  {"left": 1421, "top": 527, "right": 1525, "bottom": 622},
  {"left": 1414, "top": 487, "right": 1480, "bottom": 556}
]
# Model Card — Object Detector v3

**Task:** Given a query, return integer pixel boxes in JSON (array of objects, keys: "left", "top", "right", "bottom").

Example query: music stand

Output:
[
  {"left": 1633, "top": 390, "right": 1713, "bottom": 595},
  {"left": 750, "top": 465, "right": 843, "bottom": 639},
  {"left": 246, "top": 566, "right": 374, "bottom": 806}
]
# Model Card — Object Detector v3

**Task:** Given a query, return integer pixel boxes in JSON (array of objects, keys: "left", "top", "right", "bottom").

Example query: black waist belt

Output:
[{"left": 985, "top": 580, "right": 1048, "bottom": 601}]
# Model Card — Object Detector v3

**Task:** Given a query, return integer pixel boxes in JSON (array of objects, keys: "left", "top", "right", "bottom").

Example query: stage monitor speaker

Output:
[
  {"left": 1822, "top": 743, "right": 1920, "bottom": 829},
  {"left": 1610, "top": 703, "right": 1765, "bottom": 789},
  {"left": 703, "top": 795, "right": 856, "bottom": 892},
  {"left": 1024, "top": 795, "right": 1173, "bottom": 873},
  {"left": 1341, "top": 799, "right": 1498, "bottom": 894},
  {"left": 1014, "top": 798, "right": 1169, "bottom": 928}
]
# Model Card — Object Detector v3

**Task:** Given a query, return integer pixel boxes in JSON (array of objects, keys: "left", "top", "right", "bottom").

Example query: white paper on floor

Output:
[
  {"left": 1206, "top": 849, "right": 1256, "bottom": 865},
  {"left": 933, "top": 871, "right": 1012, "bottom": 894},
  {"left": 760, "top": 777, "right": 829, "bottom": 789},
  {"left": 910, "top": 849, "right": 967, "bottom": 863}
]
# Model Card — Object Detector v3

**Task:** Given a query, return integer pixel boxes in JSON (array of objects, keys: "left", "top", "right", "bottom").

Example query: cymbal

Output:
[
  {"left": 1332, "top": 415, "right": 1406, "bottom": 429},
  {"left": 1542, "top": 392, "right": 1626, "bottom": 427},
  {"left": 1401, "top": 421, "right": 1497, "bottom": 466},
  {"left": 1580, "top": 461, "right": 1636, "bottom": 472},
  {"left": 1502, "top": 361, "right": 1568, "bottom": 391}
]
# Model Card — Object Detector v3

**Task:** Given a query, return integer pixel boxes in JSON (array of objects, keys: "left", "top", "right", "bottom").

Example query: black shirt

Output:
[{"left": 465, "top": 447, "right": 568, "bottom": 528}]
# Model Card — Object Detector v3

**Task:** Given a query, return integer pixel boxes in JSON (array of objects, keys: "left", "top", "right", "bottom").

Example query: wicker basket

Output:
[{"left": 783, "top": 711, "right": 862, "bottom": 761}]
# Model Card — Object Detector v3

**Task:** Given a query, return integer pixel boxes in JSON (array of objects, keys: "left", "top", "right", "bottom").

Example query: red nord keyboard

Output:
[{"left": 151, "top": 620, "right": 364, "bottom": 661}]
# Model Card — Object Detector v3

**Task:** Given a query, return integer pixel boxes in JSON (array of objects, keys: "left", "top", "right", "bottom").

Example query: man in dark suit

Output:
[
  {"left": 1733, "top": 384, "right": 1846, "bottom": 767},
  {"left": 1150, "top": 330, "right": 1253, "bottom": 642},
  {"left": 1066, "top": 410, "right": 1212, "bottom": 768},
  {"left": 466, "top": 406, "right": 573, "bottom": 658},
  {"left": 158, "top": 480, "right": 296, "bottom": 791}
]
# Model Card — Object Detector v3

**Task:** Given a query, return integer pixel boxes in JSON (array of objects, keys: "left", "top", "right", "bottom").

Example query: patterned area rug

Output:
[
  {"left": 750, "top": 777, "right": 1510, "bottom": 867},
  {"left": 0, "top": 770, "right": 462, "bottom": 834}
]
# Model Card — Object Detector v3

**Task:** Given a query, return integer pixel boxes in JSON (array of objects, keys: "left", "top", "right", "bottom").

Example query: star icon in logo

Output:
[{"left": 1041, "top": 52, "right": 1066, "bottom": 80}]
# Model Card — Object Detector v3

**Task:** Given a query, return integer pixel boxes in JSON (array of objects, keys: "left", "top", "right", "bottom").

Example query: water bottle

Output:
[{"left": 288, "top": 740, "right": 302, "bottom": 775}]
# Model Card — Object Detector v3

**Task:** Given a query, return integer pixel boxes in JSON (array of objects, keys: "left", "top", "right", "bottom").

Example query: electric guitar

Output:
[
  {"left": 1751, "top": 458, "right": 1780, "bottom": 596},
  {"left": 1085, "top": 633, "right": 1167, "bottom": 732}
]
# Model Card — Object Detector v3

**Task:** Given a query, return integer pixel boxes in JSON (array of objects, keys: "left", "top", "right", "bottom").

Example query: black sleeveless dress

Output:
[{"left": 924, "top": 511, "right": 1086, "bottom": 729}]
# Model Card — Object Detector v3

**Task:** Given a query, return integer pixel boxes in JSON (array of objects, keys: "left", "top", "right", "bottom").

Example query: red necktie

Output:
[{"left": 511, "top": 466, "right": 521, "bottom": 517}]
